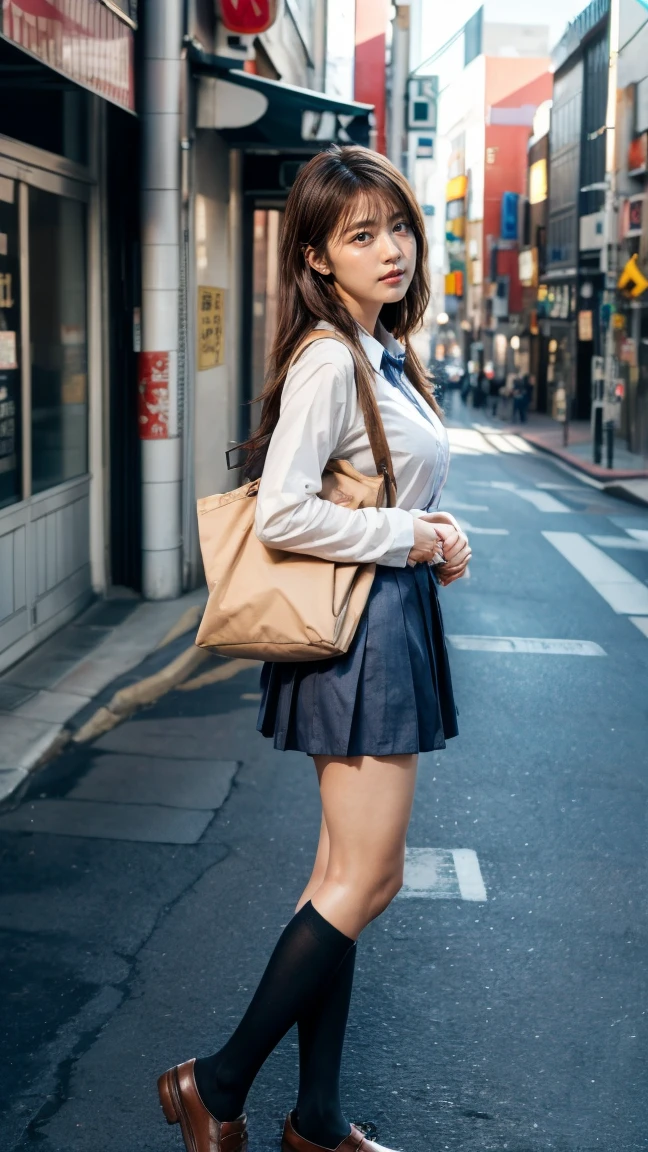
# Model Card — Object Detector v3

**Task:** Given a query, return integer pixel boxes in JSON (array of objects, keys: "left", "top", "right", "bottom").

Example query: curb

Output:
[{"left": 518, "top": 434, "right": 648, "bottom": 504}]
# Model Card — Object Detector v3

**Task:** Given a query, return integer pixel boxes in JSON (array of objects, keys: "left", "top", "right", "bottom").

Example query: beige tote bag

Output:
[{"left": 195, "top": 331, "right": 397, "bottom": 662}]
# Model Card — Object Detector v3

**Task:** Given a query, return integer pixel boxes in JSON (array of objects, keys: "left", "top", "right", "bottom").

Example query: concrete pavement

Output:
[{"left": 1, "top": 405, "right": 647, "bottom": 1151}]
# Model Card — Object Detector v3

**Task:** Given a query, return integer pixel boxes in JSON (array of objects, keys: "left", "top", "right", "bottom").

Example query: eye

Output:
[
  {"left": 353, "top": 231, "right": 372, "bottom": 243},
  {"left": 394, "top": 220, "right": 411, "bottom": 233}
]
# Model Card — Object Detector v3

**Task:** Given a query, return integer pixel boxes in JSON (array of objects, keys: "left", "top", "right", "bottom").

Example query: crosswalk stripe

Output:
[
  {"left": 402, "top": 848, "right": 487, "bottom": 902},
  {"left": 457, "top": 518, "right": 509, "bottom": 535},
  {"left": 447, "top": 428, "right": 500, "bottom": 455},
  {"left": 589, "top": 535, "right": 648, "bottom": 551},
  {"left": 543, "top": 532, "right": 648, "bottom": 615},
  {"left": 484, "top": 434, "right": 526, "bottom": 454},
  {"left": 447, "top": 635, "right": 605, "bottom": 655},
  {"left": 441, "top": 501, "right": 490, "bottom": 511},
  {"left": 630, "top": 616, "right": 648, "bottom": 638}
]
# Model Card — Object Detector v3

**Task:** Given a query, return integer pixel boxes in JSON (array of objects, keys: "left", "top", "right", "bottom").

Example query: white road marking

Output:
[
  {"left": 515, "top": 489, "right": 572, "bottom": 512},
  {"left": 543, "top": 532, "right": 648, "bottom": 614},
  {"left": 441, "top": 501, "right": 491, "bottom": 512},
  {"left": 484, "top": 434, "right": 526, "bottom": 454},
  {"left": 589, "top": 535, "right": 648, "bottom": 551},
  {"left": 453, "top": 849, "right": 488, "bottom": 902},
  {"left": 447, "top": 635, "right": 605, "bottom": 656},
  {"left": 536, "top": 483, "right": 584, "bottom": 491},
  {"left": 457, "top": 518, "right": 509, "bottom": 536},
  {"left": 470, "top": 425, "right": 537, "bottom": 455},
  {"left": 630, "top": 616, "right": 648, "bottom": 638},
  {"left": 401, "top": 848, "right": 487, "bottom": 902},
  {"left": 628, "top": 529, "right": 648, "bottom": 544},
  {"left": 466, "top": 479, "right": 571, "bottom": 511},
  {"left": 502, "top": 434, "right": 537, "bottom": 454},
  {"left": 447, "top": 428, "right": 500, "bottom": 455}
]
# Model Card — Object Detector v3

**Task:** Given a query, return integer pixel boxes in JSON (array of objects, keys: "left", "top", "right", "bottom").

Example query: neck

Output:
[{"left": 334, "top": 286, "right": 381, "bottom": 336}]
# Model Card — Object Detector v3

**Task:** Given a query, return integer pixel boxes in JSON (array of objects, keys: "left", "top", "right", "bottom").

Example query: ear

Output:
[{"left": 304, "top": 246, "right": 331, "bottom": 276}]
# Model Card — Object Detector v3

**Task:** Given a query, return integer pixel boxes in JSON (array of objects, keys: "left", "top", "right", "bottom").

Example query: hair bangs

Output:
[{"left": 329, "top": 184, "right": 412, "bottom": 246}]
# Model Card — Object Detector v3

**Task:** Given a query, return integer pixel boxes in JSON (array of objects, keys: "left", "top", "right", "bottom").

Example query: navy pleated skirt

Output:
[{"left": 256, "top": 563, "right": 458, "bottom": 757}]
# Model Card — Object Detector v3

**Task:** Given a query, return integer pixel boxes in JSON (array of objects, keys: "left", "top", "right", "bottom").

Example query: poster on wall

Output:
[
  {"left": 198, "top": 287, "right": 225, "bottom": 371},
  {"left": 0, "top": 186, "right": 21, "bottom": 510},
  {"left": 138, "top": 352, "right": 169, "bottom": 439}
]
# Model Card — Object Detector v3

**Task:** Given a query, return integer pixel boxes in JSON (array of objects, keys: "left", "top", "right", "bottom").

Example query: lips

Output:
[{"left": 380, "top": 269, "right": 405, "bottom": 283}]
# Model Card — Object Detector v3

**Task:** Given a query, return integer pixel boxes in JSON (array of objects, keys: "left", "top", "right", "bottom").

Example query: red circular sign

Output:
[{"left": 218, "top": 0, "right": 278, "bottom": 34}]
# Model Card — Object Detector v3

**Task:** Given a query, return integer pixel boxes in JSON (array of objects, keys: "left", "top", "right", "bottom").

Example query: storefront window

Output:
[
  {"left": 0, "top": 178, "right": 21, "bottom": 510},
  {"left": 29, "top": 188, "right": 88, "bottom": 494}
]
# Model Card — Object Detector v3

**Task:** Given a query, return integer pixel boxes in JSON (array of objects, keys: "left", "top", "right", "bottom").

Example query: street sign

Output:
[
  {"left": 217, "top": 0, "right": 278, "bottom": 33},
  {"left": 408, "top": 77, "right": 438, "bottom": 131}
]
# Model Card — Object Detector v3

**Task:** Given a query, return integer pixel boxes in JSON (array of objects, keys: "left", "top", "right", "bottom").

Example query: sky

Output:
[{"left": 419, "top": 0, "right": 592, "bottom": 67}]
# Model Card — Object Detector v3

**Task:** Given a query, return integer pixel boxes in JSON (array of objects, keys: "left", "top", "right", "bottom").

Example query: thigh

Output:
[{"left": 314, "top": 754, "right": 418, "bottom": 876}]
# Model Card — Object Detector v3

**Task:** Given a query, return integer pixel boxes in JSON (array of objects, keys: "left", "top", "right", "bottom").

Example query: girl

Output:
[{"left": 158, "top": 145, "right": 471, "bottom": 1152}]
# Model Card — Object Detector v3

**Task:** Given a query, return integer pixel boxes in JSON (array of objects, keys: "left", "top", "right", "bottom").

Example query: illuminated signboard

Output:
[{"left": 529, "top": 159, "right": 547, "bottom": 205}]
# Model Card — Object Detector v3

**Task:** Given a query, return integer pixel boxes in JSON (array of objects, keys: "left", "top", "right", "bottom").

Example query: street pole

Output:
[
  {"left": 601, "top": 0, "right": 620, "bottom": 471},
  {"left": 140, "top": 0, "right": 183, "bottom": 598}
]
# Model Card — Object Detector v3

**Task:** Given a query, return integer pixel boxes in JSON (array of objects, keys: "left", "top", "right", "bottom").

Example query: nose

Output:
[{"left": 378, "top": 228, "right": 402, "bottom": 263}]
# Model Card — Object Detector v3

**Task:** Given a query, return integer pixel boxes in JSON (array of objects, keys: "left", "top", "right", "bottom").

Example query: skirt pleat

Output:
[{"left": 256, "top": 563, "right": 458, "bottom": 757}]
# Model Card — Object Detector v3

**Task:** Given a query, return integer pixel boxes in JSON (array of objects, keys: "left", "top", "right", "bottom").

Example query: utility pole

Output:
[{"left": 599, "top": 0, "right": 621, "bottom": 469}]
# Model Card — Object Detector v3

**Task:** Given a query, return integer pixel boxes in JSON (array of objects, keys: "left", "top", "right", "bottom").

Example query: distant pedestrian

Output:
[
  {"left": 158, "top": 146, "right": 470, "bottom": 1152},
  {"left": 512, "top": 374, "right": 531, "bottom": 423}
]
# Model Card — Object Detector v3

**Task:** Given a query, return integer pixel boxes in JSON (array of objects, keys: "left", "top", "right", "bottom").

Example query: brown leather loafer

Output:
[
  {"left": 158, "top": 1058, "right": 248, "bottom": 1152},
  {"left": 281, "top": 1111, "right": 401, "bottom": 1152}
]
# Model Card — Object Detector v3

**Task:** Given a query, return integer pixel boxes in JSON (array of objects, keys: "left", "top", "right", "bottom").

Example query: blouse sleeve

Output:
[{"left": 255, "top": 342, "right": 415, "bottom": 566}]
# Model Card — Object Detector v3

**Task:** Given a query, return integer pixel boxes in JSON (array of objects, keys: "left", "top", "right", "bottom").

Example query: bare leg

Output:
[
  {"left": 309, "top": 753, "right": 418, "bottom": 939},
  {"left": 296, "top": 812, "right": 330, "bottom": 913},
  {"left": 194, "top": 754, "right": 417, "bottom": 1133},
  {"left": 292, "top": 753, "right": 417, "bottom": 1146}
]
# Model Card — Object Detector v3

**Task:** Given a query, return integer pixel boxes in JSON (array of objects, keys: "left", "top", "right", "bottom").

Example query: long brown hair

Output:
[{"left": 241, "top": 145, "right": 440, "bottom": 479}]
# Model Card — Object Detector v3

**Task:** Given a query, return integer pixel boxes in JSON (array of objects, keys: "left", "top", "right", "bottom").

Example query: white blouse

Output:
[{"left": 255, "top": 320, "right": 450, "bottom": 567}]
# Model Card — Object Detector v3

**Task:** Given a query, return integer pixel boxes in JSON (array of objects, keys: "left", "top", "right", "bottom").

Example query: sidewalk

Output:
[
  {"left": 470, "top": 400, "right": 648, "bottom": 506},
  {"left": 0, "top": 589, "right": 209, "bottom": 804}
]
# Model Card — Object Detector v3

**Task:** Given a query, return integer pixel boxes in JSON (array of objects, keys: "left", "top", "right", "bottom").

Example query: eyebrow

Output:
[{"left": 343, "top": 210, "right": 406, "bottom": 234}]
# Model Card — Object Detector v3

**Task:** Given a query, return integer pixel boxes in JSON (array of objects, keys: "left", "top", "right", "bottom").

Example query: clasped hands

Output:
[{"left": 407, "top": 511, "right": 471, "bottom": 586}]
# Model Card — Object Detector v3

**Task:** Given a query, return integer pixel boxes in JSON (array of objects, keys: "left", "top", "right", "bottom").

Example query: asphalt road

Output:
[{"left": 1, "top": 398, "right": 647, "bottom": 1152}]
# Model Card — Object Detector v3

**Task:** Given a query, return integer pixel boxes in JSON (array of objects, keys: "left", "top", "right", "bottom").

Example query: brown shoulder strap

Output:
[{"left": 291, "top": 329, "right": 396, "bottom": 507}]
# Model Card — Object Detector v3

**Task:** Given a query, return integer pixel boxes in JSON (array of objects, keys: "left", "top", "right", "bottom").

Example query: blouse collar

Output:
[{"left": 315, "top": 318, "right": 405, "bottom": 374}]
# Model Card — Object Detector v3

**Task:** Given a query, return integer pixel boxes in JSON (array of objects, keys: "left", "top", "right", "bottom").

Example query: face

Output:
[{"left": 305, "top": 194, "right": 417, "bottom": 320}]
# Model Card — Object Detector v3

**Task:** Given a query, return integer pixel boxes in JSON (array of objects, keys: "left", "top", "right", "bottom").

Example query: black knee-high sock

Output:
[
  {"left": 293, "top": 942, "right": 356, "bottom": 1149},
  {"left": 193, "top": 902, "right": 353, "bottom": 1122}
]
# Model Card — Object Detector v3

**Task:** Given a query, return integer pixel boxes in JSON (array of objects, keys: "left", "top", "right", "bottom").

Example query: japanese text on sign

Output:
[
  {"left": 198, "top": 287, "right": 225, "bottom": 371},
  {"left": 138, "top": 352, "right": 169, "bottom": 440}
]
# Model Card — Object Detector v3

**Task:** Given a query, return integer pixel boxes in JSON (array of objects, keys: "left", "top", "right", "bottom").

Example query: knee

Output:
[{"left": 363, "top": 863, "right": 405, "bottom": 920}]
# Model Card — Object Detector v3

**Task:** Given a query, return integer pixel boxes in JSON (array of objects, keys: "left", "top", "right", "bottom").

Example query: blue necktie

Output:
[
  {"left": 380, "top": 348, "right": 434, "bottom": 426},
  {"left": 380, "top": 348, "right": 443, "bottom": 513}
]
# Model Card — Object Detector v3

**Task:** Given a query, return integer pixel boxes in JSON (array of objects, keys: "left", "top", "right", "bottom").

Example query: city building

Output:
[
  {"left": 0, "top": 0, "right": 388, "bottom": 672},
  {"left": 415, "top": 7, "right": 552, "bottom": 381},
  {"left": 538, "top": 0, "right": 610, "bottom": 426},
  {"left": 612, "top": 0, "right": 648, "bottom": 459},
  {"left": 0, "top": 0, "right": 138, "bottom": 673}
]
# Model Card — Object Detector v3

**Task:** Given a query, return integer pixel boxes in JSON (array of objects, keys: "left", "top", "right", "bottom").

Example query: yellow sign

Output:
[
  {"left": 529, "top": 159, "right": 547, "bottom": 205},
  {"left": 198, "top": 286, "right": 225, "bottom": 370},
  {"left": 445, "top": 175, "right": 467, "bottom": 202},
  {"left": 0, "top": 272, "right": 14, "bottom": 308},
  {"left": 618, "top": 253, "right": 648, "bottom": 299}
]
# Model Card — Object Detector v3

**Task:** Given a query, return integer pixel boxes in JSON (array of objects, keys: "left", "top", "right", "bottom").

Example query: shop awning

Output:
[{"left": 188, "top": 44, "right": 374, "bottom": 152}]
